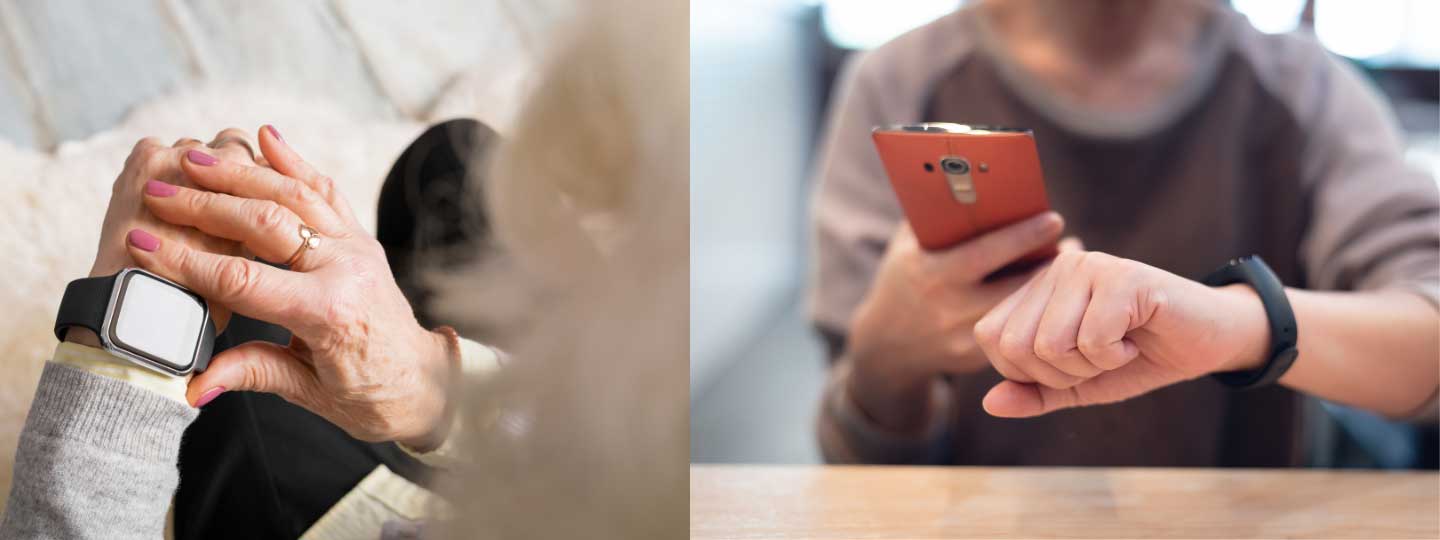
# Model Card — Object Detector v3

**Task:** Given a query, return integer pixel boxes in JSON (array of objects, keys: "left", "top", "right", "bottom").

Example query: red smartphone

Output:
[{"left": 872, "top": 123, "right": 1057, "bottom": 271}]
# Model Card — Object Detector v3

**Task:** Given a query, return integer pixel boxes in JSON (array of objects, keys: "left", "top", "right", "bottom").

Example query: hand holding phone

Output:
[
  {"left": 871, "top": 123, "right": 1057, "bottom": 275},
  {"left": 845, "top": 212, "right": 1064, "bottom": 433}
]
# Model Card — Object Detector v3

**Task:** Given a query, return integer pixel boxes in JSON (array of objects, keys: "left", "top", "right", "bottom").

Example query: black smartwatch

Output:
[
  {"left": 1202, "top": 255, "right": 1298, "bottom": 389},
  {"left": 54, "top": 268, "right": 216, "bottom": 376}
]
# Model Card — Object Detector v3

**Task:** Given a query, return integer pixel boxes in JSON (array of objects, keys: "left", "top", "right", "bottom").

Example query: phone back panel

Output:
[{"left": 872, "top": 127, "right": 1054, "bottom": 258}]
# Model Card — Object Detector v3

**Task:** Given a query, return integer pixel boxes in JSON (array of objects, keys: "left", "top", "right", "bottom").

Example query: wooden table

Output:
[{"left": 691, "top": 465, "right": 1440, "bottom": 539}]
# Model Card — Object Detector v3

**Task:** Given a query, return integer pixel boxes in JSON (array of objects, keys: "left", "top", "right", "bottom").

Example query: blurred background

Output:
[
  {"left": 690, "top": 0, "right": 1440, "bottom": 465},
  {"left": 0, "top": 0, "right": 560, "bottom": 513}
]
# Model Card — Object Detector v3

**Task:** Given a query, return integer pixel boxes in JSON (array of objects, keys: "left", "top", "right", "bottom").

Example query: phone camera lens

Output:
[{"left": 941, "top": 157, "right": 970, "bottom": 175}]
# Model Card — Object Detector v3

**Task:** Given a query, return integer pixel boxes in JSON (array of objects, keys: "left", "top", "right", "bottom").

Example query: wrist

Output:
[
  {"left": 1214, "top": 283, "right": 1270, "bottom": 373},
  {"left": 88, "top": 253, "right": 133, "bottom": 279},
  {"left": 398, "top": 326, "right": 461, "bottom": 451},
  {"left": 62, "top": 327, "right": 103, "bottom": 349},
  {"left": 846, "top": 349, "right": 937, "bottom": 434}
]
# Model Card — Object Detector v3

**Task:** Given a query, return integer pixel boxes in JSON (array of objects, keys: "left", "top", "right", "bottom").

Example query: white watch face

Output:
[{"left": 108, "top": 271, "right": 207, "bottom": 372}]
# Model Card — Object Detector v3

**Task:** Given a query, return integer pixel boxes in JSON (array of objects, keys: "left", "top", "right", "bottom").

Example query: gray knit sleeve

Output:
[{"left": 0, "top": 362, "right": 198, "bottom": 539}]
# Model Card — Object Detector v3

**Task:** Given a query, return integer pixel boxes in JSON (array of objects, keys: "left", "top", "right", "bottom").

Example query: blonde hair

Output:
[{"left": 431, "top": 0, "right": 687, "bottom": 537}]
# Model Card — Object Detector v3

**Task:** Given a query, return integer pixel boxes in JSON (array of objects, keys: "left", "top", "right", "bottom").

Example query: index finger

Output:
[
  {"left": 180, "top": 149, "right": 349, "bottom": 236},
  {"left": 932, "top": 212, "right": 1063, "bottom": 283},
  {"left": 124, "top": 228, "right": 312, "bottom": 332}
]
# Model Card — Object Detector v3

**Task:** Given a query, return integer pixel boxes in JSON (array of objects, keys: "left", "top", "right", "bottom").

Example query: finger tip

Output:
[
  {"left": 257, "top": 125, "right": 292, "bottom": 165},
  {"left": 125, "top": 228, "right": 161, "bottom": 252},
  {"left": 184, "top": 148, "right": 218, "bottom": 167},
  {"left": 1041, "top": 210, "right": 1063, "bottom": 227}
]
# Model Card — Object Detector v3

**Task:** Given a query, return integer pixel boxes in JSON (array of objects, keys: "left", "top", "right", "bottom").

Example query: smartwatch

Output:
[
  {"left": 54, "top": 268, "right": 216, "bottom": 377},
  {"left": 1202, "top": 255, "right": 1298, "bottom": 389}
]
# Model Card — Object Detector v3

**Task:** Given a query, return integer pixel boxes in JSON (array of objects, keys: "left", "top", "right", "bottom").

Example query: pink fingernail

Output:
[
  {"left": 144, "top": 179, "right": 178, "bottom": 197},
  {"left": 195, "top": 386, "right": 226, "bottom": 408},
  {"left": 265, "top": 124, "right": 284, "bottom": 143},
  {"left": 186, "top": 149, "right": 217, "bottom": 166},
  {"left": 127, "top": 229, "right": 160, "bottom": 252}
]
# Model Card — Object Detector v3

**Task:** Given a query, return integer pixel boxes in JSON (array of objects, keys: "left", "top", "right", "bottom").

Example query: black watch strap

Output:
[
  {"left": 1202, "top": 255, "right": 1299, "bottom": 389},
  {"left": 54, "top": 273, "right": 119, "bottom": 342}
]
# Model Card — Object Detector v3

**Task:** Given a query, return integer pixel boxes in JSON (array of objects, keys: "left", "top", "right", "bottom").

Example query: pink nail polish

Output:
[
  {"left": 144, "top": 180, "right": 178, "bottom": 197},
  {"left": 127, "top": 229, "right": 160, "bottom": 252},
  {"left": 186, "top": 149, "right": 217, "bottom": 166},
  {"left": 195, "top": 386, "right": 226, "bottom": 408},
  {"left": 265, "top": 124, "right": 284, "bottom": 143}
]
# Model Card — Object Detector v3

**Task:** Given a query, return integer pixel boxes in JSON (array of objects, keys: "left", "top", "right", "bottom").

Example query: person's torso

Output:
[{"left": 914, "top": 12, "right": 1312, "bottom": 467}]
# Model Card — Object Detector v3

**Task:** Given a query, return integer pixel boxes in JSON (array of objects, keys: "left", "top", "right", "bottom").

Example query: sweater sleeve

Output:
[
  {"left": 0, "top": 360, "right": 197, "bottom": 539},
  {"left": 1296, "top": 53, "right": 1440, "bottom": 306}
]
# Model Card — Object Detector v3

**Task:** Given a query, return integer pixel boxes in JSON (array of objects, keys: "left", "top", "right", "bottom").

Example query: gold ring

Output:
[
  {"left": 208, "top": 136, "right": 257, "bottom": 161},
  {"left": 285, "top": 225, "right": 321, "bottom": 267}
]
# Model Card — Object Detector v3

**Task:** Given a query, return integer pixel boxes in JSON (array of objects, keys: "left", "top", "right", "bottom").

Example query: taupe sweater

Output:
[{"left": 811, "top": 6, "right": 1439, "bottom": 466}]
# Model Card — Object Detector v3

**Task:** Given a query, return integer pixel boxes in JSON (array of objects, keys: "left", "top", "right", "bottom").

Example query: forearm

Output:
[
  {"left": 1, "top": 360, "right": 196, "bottom": 538},
  {"left": 1275, "top": 288, "right": 1440, "bottom": 418}
]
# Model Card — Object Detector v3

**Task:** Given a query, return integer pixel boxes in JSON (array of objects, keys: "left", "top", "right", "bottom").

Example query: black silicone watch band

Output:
[
  {"left": 53, "top": 273, "right": 119, "bottom": 342},
  {"left": 1202, "top": 255, "right": 1299, "bottom": 389}
]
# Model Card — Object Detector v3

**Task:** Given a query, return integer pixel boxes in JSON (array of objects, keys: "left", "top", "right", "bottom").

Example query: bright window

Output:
[{"left": 820, "top": 0, "right": 962, "bottom": 50}]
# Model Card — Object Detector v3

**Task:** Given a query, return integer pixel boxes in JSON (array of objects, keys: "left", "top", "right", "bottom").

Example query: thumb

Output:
[
  {"left": 981, "top": 380, "right": 1072, "bottom": 418},
  {"left": 187, "top": 341, "right": 320, "bottom": 408},
  {"left": 981, "top": 357, "right": 1177, "bottom": 418}
]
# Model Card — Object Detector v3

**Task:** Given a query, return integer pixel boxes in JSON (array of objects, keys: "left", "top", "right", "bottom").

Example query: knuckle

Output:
[
  {"left": 241, "top": 356, "right": 274, "bottom": 392},
  {"left": 1075, "top": 334, "right": 1106, "bottom": 358},
  {"left": 130, "top": 137, "right": 163, "bottom": 161},
  {"left": 1146, "top": 288, "right": 1170, "bottom": 312},
  {"left": 1056, "top": 250, "right": 1086, "bottom": 271},
  {"left": 287, "top": 180, "right": 322, "bottom": 207},
  {"left": 1085, "top": 251, "right": 1122, "bottom": 272},
  {"left": 213, "top": 127, "right": 248, "bottom": 141},
  {"left": 215, "top": 258, "right": 258, "bottom": 302},
  {"left": 185, "top": 190, "right": 214, "bottom": 215},
  {"left": 312, "top": 175, "right": 337, "bottom": 200},
  {"left": 236, "top": 164, "right": 265, "bottom": 185},
  {"left": 253, "top": 201, "right": 290, "bottom": 232},
  {"left": 997, "top": 331, "right": 1030, "bottom": 360},
  {"left": 973, "top": 317, "right": 1000, "bottom": 347},
  {"left": 140, "top": 144, "right": 172, "bottom": 170},
  {"left": 1033, "top": 334, "right": 1067, "bottom": 361},
  {"left": 132, "top": 137, "right": 159, "bottom": 152}
]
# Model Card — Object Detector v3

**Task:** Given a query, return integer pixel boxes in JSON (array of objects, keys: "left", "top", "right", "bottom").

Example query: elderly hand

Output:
[
  {"left": 125, "top": 125, "right": 458, "bottom": 450},
  {"left": 71, "top": 130, "right": 265, "bottom": 347},
  {"left": 973, "top": 250, "right": 1269, "bottom": 418}
]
